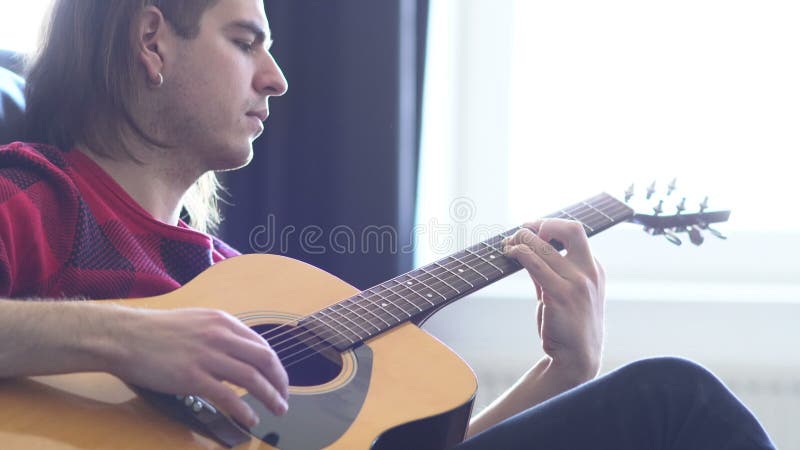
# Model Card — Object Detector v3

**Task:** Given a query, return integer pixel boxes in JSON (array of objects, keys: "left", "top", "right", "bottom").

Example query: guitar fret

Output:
[
  {"left": 339, "top": 300, "right": 386, "bottom": 331},
  {"left": 317, "top": 308, "right": 362, "bottom": 341},
  {"left": 554, "top": 195, "right": 624, "bottom": 233},
  {"left": 573, "top": 205, "right": 606, "bottom": 229},
  {"left": 464, "top": 248, "right": 504, "bottom": 274},
  {"left": 330, "top": 303, "right": 375, "bottom": 336},
  {"left": 582, "top": 200, "right": 614, "bottom": 222},
  {"left": 480, "top": 241, "right": 503, "bottom": 255},
  {"left": 352, "top": 294, "right": 394, "bottom": 326},
  {"left": 364, "top": 288, "right": 412, "bottom": 320},
  {"left": 560, "top": 208, "right": 595, "bottom": 232},
  {"left": 300, "top": 316, "right": 350, "bottom": 348},
  {"left": 448, "top": 255, "right": 490, "bottom": 281},
  {"left": 382, "top": 282, "right": 426, "bottom": 311},
  {"left": 313, "top": 310, "right": 357, "bottom": 344},
  {"left": 394, "top": 277, "right": 438, "bottom": 306},
  {"left": 406, "top": 272, "right": 449, "bottom": 301},
  {"left": 433, "top": 261, "right": 474, "bottom": 288},
  {"left": 426, "top": 265, "right": 474, "bottom": 293},
  {"left": 431, "top": 260, "right": 471, "bottom": 289},
  {"left": 559, "top": 209, "right": 581, "bottom": 223},
  {"left": 419, "top": 267, "right": 461, "bottom": 295}
]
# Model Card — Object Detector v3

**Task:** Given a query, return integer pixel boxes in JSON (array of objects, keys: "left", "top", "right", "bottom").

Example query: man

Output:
[{"left": 0, "top": 1, "right": 775, "bottom": 448}]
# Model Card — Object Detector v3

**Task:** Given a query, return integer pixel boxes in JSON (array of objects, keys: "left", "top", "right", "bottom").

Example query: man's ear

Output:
[{"left": 135, "top": 6, "right": 169, "bottom": 85}]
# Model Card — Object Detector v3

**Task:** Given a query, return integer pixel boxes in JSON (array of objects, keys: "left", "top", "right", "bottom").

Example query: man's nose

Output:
[{"left": 255, "top": 52, "right": 288, "bottom": 97}]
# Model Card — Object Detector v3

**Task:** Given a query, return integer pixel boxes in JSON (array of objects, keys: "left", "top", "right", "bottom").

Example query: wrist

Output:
[
  {"left": 75, "top": 303, "right": 135, "bottom": 376},
  {"left": 548, "top": 355, "right": 600, "bottom": 386}
]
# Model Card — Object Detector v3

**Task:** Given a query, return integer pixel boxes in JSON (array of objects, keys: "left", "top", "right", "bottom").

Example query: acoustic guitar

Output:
[{"left": 0, "top": 184, "right": 729, "bottom": 449}]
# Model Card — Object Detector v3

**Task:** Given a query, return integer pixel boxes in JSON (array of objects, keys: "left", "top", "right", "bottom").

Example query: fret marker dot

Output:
[
  {"left": 490, "top": 255, "right": 496, "bottom": 259},
  {"left": 458, "top": 269, "right": 464, "bottom": 273},
  {"left": 382, "top": 302, "right": 388, "bottom": 307},
  {"left": 427, "top": 293, "right": 433, "bottom": 298},
  {"left": 406, "top": 281, "right": 413, "bottom": 285}
]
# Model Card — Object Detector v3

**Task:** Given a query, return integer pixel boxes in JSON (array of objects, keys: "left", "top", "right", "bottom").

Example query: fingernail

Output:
[{"left": 250, "top": 411, "right": 261, "bottom": 427}]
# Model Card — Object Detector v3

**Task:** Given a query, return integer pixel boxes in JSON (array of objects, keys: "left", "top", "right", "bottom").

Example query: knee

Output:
[
  {"left": 619, "top": 356, "right": 712, "bottom": 379},
  {"left": 612, "top": 356, "right": 723, "bottom": 394}
]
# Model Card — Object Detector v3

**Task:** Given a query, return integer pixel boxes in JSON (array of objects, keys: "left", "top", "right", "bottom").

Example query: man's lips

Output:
[{"left": 247, "top": 110, "right": 269, "bottom": 122}]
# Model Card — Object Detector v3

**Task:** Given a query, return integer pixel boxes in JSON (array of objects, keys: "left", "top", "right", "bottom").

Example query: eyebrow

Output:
[{"left": 225, "top": 20, "right": 271, "bottom": 45}]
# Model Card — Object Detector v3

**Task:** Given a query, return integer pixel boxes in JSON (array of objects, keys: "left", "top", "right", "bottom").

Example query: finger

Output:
[
  {"left": 197, "top": 375, "right": 262, "bottom": 428},
  {"left": 207, "top": 355, "right": 289, "bottom": 418},
  {"left": 211, "top": 312, "right": 290, "bottom": 400},
  {"left": 224, "top": 335, "right": 290, "bottom": 400},
  {"left": 503, "top": 228, "right": 573, "bottom": 276},
  {"left": 536, "top": 298, "right": 544, "bottom": 339},
  {"left": 503, "top": 243, "right": 567, "bottom": 296},
  {"left": 594, "top": 256, "right": 606, "bottom": 279},
  {"left": 534, "top": 277, "right": 543, "bottom": 302},
  {"left": 525, "top": 218, "right": 594, "bottom": 269},
  {"left": 223, "top": 313, "right": 277, "bottom": 349}
]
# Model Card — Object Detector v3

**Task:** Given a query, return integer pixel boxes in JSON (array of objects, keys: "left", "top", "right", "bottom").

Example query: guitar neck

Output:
[{"left": 300, "top": 192, "right": 634, "bottom": 351}]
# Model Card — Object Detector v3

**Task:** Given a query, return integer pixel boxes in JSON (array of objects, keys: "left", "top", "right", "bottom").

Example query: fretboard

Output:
[{"left": 299, "top": 192, "right": 634, "bottom": 351}]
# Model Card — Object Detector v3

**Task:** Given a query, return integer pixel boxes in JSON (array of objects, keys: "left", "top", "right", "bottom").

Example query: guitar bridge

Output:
[{"left": 133, "top": 386, "right": 251, "bottom": 448}]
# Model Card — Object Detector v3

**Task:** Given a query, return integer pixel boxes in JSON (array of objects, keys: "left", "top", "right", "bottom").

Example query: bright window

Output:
[
  {"left": 0, "top": 1, "right": 53, "bottom": 54},
  {"left": 416, "top": 0, "right": 800, "bottom": 295},
  {"left": 508, "top": 0, "right": 800, "bottom": 232}
]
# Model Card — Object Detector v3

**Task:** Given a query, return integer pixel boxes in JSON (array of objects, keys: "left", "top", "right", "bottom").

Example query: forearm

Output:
[
  {"left": 465, "top": 355, "right": 595, "bottom": 439},
  {"left": 0, "top": 299, "right": 126, "bottom": 378}
]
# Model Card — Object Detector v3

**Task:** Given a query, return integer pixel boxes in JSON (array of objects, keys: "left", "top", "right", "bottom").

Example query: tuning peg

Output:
[
  {"left": 646, "top": 181, "right": 656, "bottom": 200},
  {"left": 653, "top": 199, "right": 663, "bottom": 215},
  {"left": 664, "top": 228, "right": 682, "bottom": 246},
  {"left": 624, "top": 184, "right": 634, "bottom": 203},
  {"left": 676, "top": 197, "right": 686, "bottom": 214},
  {"left": 667, "top": 178, "right": 677, "bottom": 196},
  {"left": 688, "top": 225, "right": 704, "bottom": 246},
  {"left": 706, "top": 225, "right": 727, "bottom": 240},
  {"left": 699, "top": 196, "right": 709, "bottom": 213}
]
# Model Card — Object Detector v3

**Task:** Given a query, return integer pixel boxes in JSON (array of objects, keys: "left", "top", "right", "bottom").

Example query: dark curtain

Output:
[{"left": 220, "top": 0, "right": 430, "bottom": 289}]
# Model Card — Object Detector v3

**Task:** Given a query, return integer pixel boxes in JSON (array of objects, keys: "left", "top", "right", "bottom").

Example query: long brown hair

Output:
[{"left": 24, "top": 0, "right": 223, "bottom": 233}]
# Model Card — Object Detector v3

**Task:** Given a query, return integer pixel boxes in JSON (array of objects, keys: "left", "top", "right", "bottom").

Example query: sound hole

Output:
[{"left": 252, "top": 323, "right": 344, "bottom": 387}]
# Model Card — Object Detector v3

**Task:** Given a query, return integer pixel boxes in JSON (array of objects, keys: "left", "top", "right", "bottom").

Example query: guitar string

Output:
[
  {"left": 276, "top": 202, "right": 631, "bottom": 369},
  {"left": 255, "top": 195, "right": 628, "bottom": 366},
  {"left": 254, "top": 193, "right": 623, "bottom": 353},
  {"left": 259, "top": 195, "right": 628, "bottom": 366},
  {"left": 275, "top": 237, "right": 515, "bottom": 364},
  {"left": 279, "top": 198, "right": 722, "bottom": 370},
  {"left": 272, "top": 203, "right": 629, "bottom": 370},
  {"left": 259, "top": 196, "right": 630, "bottom": 368}
]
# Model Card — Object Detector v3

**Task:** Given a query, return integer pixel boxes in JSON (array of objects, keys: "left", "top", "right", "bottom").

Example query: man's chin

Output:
[{"left": 212, "top": 147, "right": 254, "bottom": 172}]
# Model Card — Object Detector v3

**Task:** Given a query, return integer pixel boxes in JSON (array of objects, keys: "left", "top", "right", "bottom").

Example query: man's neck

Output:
[{"left": 77, "top": 146, "right": 198, "bottom": 226}]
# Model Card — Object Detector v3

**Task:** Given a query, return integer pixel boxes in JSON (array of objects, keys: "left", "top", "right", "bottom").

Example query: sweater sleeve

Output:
[
  {"left": 0, "top": 143, "right": 81, "bottom": 298},
  {"left": 0, "top": 214, "right": 11, "bottom": 297}
]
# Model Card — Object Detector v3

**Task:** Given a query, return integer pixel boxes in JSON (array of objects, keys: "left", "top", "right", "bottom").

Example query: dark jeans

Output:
[{"left": 456, "top": 357, "right": 776, "bottom": 450}]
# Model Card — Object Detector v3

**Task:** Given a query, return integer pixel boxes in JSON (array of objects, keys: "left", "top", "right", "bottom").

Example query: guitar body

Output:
[{"left": 0, "top": 254, "right": 477, "bottom": 449}]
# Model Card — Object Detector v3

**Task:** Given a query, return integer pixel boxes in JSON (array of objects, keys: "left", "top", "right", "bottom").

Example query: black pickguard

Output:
[{"left": 244, "top": 344, "right": 373, "bottom": 449}]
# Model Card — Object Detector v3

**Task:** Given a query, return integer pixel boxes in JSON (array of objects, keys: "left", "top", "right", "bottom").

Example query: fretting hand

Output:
[{"left": 503, "top": 218, "right": 606, "bottom": 381}]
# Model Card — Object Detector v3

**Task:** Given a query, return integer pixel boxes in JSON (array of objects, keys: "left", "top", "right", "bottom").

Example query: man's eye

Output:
[{"left": 235, "top": 41, "right": 255, "bottom": 52}]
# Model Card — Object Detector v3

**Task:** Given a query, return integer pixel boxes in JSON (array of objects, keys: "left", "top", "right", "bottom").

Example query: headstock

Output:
[{"left": 623, "top": 178, "right": 730, "bottom": 246}]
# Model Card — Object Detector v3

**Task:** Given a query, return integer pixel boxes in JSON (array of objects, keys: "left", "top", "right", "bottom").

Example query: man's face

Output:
[{"left": 155, "top": 0, "right": 287, "bottom": 173}]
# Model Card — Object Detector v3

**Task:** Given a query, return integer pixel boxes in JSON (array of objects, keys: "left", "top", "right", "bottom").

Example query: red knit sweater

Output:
[{"left": 0, "top": 142, "right": 239, "bottom": 299}]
